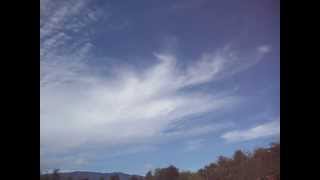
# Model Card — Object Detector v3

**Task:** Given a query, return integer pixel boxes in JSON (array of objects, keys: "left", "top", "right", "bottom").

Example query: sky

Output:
[{"left": 40, "top": 0, "right": 279, "bottom": 175}]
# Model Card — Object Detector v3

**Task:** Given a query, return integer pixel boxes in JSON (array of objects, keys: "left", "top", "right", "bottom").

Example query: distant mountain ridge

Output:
[{"left": 42, "top": 171, "right": 143, "bottom": 180}]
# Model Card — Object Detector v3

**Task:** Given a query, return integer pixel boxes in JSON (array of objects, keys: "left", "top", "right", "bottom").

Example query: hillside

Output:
[{"left": 41, "top": 171, "right": 142, "bottom": 180}]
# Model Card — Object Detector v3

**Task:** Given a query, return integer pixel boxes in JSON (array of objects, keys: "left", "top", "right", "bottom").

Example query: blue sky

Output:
[{"left": 40, "top": 0, "right": 279, "bottom": 175}]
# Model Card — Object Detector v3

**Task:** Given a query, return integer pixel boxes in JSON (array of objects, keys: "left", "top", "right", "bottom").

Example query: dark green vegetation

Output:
[{"left": 41, "top": 143, "right": 280, "bottom": 180}]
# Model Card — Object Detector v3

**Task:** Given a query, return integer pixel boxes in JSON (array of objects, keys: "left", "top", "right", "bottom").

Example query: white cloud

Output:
[
  {"left": 40, "top": 46, "right": 265, "bottom": 169},
  {"left": 41, "top": 46, "right": 268, "bottom": 167},
  {"left": 40, "top": 52, "right": 240, "bottom": 152},
  {"left": 257, "top": 45, "right": 272, "bottom": 54},
  {"left": 40, "top": 0, "right": 271, "bottom": 171},
  {"left": 40, "top": 0, "right": 104, "bottom": 61},
  {"left": 162, "top": 123, "right": 234, "bottom": 140},
  {"left": 221, "top": 118, "right": 280, "bottom": 143}
]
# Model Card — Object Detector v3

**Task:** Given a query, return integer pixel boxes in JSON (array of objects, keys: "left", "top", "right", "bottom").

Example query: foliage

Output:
[
  {"left": 145, "top": 143, "right": 280, "bottom": 180},
  {"left": 109, "top": 175, "right": 120, "bottom": 180}
]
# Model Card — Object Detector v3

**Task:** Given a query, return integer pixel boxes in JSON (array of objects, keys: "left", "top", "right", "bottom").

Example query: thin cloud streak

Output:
[{"left": 221, "top": 118, "right": 280, "bottom": 143}]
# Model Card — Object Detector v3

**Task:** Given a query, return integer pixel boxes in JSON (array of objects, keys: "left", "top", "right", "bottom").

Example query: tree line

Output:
[
  {"left": 41, "top": 143, "right": 280, "bottom": 180},
  {"left": 145, "top": 143, "right": 279, "bottom": 180}
]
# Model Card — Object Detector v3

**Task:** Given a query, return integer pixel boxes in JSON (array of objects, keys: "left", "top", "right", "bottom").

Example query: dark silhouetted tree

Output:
[
  {"left": 233, "top": 150, "right": 248, "bottom": 163},
  {"left": 52, "top": 169, "right": 60, "bottom": 180},
  {"left": 110, "top": 175, "right": 120, "bottom": 180},
  {"left": 130, "top": 175, "right": 140, "bottom": 180},
  {"left": 178, "top": 171, "right": 193, "bottom": 180},
  {"left": 153, "top": 165, "right": 179, "bottom": 180},
  {"left": 166, "top": 165, "right": 179, "bottom": 180},
  {"left": 147, "top": 143, "right": 280, "bottom": 180},
  {"left": 145, "top": 171, "right": 153, "bottom": 180}
]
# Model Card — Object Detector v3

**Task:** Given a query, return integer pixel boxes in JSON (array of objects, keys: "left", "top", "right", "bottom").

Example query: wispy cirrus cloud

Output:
[
  {"left": 40, "top": 0, "right": 272, "bottom": 171},
  {"left": 40, "top": 46, "right": 268, "bottom": 170},
  {"left": 221, "top": 118, "right": 280, "bottom": 143}
]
